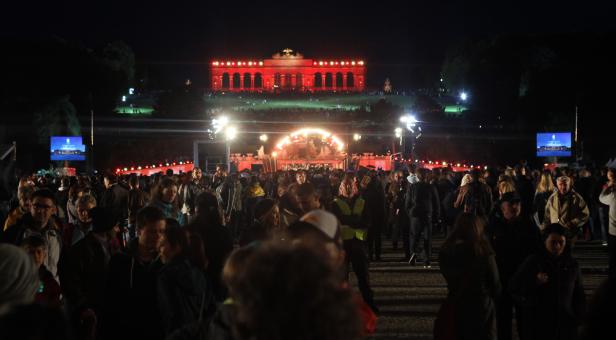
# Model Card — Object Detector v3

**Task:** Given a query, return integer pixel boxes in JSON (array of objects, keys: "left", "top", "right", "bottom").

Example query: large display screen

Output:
[
  {"left": 50, "top": 136, "right": 86, "bottom": 161},
  {"left": 536, "top": 132, "right": 572, "bottom": 157}
]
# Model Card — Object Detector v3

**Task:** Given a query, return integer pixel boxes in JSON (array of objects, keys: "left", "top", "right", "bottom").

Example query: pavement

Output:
[{"left": 349, "top": 237, "right": 609, "bottom": 340}]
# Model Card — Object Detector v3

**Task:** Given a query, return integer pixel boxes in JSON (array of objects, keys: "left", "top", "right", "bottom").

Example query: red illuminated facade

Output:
[{"left": 210, "top": 49, "right": 366, "bottom": 92}]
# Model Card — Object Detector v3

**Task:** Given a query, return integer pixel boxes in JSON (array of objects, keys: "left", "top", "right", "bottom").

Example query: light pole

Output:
[{"left": 225, "top": 126, "right": 237, "bottom": 173}]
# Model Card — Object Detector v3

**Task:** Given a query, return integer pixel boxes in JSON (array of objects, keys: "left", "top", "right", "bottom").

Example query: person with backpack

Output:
[{"left": 455, "top": 169, "right": 494, "bottom": 220}]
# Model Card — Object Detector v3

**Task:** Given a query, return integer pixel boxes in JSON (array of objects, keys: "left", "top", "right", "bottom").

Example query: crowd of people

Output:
[{"left": 0, "top": 162, "right": 614, "bottom": 340}]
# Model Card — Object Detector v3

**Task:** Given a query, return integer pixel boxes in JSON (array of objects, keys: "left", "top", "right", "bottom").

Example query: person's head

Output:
[
  {"left": 544, "top": 223, "right": 567, "bottom": 257},
  {"left": 29, "top": 190, "right": 56, "bottom": 228},
  {"left": 289, "top": 210, "right": 344, "bottom": 269},
  {"left": 68, "top": 183, "right": 84, "bottom": 201},
  {"left": 17, "top": 186, "right": 34, "bottom": 212},
  {"left": 443, "top": 213, "right": 492, "bottom": 257},
  {"left": 537, "top": 171, "right": 555, "bottom": 194},
  {"left": 136, "top": 206, "right": 166, "bottom": 253},
  {"left": 20, "top": 235, "right": 47, "bottom": 268},
  {"left": 159, "top": 219, "right": 187, "bottom": 264},
  {"left": 338, "top": 174, "right": 358, "bottom": 199},
  {"left": 557, "top": 176, "right": 572, "bottom": 195},
  {"left": 195, "top": 192, "right": 222, "bottom": 222},
  {"left": 460, "top": 173, "right": 473, "bottom": 187},
  {"left": 225, "top": 242, "right": 362, "bottom": 340},
  {"left": 500, "top": 192, "right": 522, "bottom": 220},
  {"left": 393, "top": 170, "right": 404, "bottom": 183},
  {"left": 416, "top": 168, "right": 429, "bottom": 182},
  {"left": 253, "top": 199, "right": 280, "bottom": 231},
  {"left": 157, "top": 177, "right": 178, "bottom": 204},
  {"left": 76, "top": 194, "right": 97, "bottom": 224},
  {"left": 277, "top": 181, "right": 289, "bottom": 198},
  {"left": 607, "top": 168, "right": 615, "bottom": 182},
  {"left": 469, "top": 168, "right": 482, "bottom": 182},
  {"left": 0, "top": 244, "right": 40, "bottom": 313},
  {"left": 128, "top": 175, "right": 140, "bottom": 189},
  {"left": 359, "top": 174, "right": 371, "bottom": 190},
  {"left": 193, "top": 167, "right": 203, "bottom": 180},
  {"left": 103, "top": 173, "right": 117, "bottom": 189},
  {"left": 498, "top": 179, "right": 516, "bottom": 198},
  {"left": 296, "top": 183, "right": 321, "bottom": 214},
  {"left": 295, "top": 170, "right": 307, "bottom": 185}
]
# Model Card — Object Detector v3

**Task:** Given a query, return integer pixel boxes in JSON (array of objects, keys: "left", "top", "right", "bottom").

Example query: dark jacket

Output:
[
  {"left": 509, "top": 251, "right": 586, "bottom": 340},
  {"left": 457, "top": 182, "right": 493, "bottom": 218},
  {"left": 60, "top": 232, "right": 112, "bottom": 316},
  {"left": 533, "top": 191, "right": 553, "bottom": 226},
  {"left": 101, "top": 183, "right": 129, "bottom": 227},
  {"left": 35, "top": 265, "right": 62, "bottom": 308},
  {"left": 515, "top": 175, "right": 535, "bottom": 217},
  {"left": 405, "top": 181, "right": 440, "bottom": 220},
  {"left": 439, "top": 243, "right": 501, "bottom": 340},
  {"left": 362, "top": 179, "right": 386, "bottom": 226},
  {"left": 157, "top": 256, "right": 213, "bottom": 335},
  {"left": 128, "top": 188, "right": 148, "bottom": 224},
  {"left": 238, "top": 219, "right": 268, "bottom": 247},
  {"left": 485, "top": 216, "right": 542, "bottom": 286},
  {"left": 103, "top": 238, "right": 164, "bottom": 340},
  {"left": 187, "top": 217, "right": 234, "bottom": 302}
]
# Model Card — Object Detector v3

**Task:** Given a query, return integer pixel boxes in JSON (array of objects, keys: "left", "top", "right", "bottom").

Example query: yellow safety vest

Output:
[{"left": 334, "top": 197, "right": 367, "bottom": 241}]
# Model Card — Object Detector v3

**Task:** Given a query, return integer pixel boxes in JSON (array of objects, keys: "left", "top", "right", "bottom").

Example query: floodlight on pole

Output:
[
  {"left": 353, "top": 133, "right": 362, "bottom": 141},
  {"left": 259, "top": 134, "right": 268, "bottom": 142},
  {"left": 400, "top": 114, "right": 418, "bottom": 132},
  {"left": 460, "top": 91, "right": 468, "bottom": 101},
  {"left": 394, "top": 127, "right": 403, "bottom": 138},
  {"left": 212, "top": 115, "right": 229, "bottom": 134},
  {"left": 225, "top": 126, "right": 237, "bottom": 141}
]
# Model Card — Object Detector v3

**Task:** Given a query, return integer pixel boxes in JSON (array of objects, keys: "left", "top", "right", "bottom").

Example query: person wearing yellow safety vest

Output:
[{"left": 331, "top": 173, "right": 378, "bottom": 314}]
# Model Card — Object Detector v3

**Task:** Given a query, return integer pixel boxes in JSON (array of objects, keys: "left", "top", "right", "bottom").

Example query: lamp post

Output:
[{"left": 225, "top": 126, "right": 237, "bottom": 173}]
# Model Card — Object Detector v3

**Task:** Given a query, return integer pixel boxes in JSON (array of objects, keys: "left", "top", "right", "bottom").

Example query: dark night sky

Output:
[{"left": 2, "top": 0, "right": 616, "bottom": 85}]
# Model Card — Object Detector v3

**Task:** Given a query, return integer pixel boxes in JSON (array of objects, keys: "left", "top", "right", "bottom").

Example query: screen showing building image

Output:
[
  {"left": 50, "top": 136, "right": 86, "bottom": 161},
  {"left": 536, "top": 132, "right": 572, "bottom": 157}
]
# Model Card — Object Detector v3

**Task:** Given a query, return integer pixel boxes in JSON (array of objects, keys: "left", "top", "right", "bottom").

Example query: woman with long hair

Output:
[
  {"left": 533, "top": 171, "right": 555, "bottom": 227},
  {"left": 437, "top": 213, "right": 501, "bottom": 340},
  {"left": 150, "top": 177, "right": 185, "bottom": 225}
]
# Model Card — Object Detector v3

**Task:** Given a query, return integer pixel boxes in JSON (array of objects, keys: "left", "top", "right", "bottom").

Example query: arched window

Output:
[
  {"left": 314, "top": 73, "right": 322, "bottom": 88},
  {"left": 274, "top": 73, "right": 282, "bottom": 87},
  {"left": 254, "top": 73, "right": 263, "bottom": 88},
  {"left": 335, "top": 72, "right": 343, "bottom": 88},
  {"left": 222, "top": 73, "right": 230, "bottom": 89},
  {"left": 325, "top": 73, "right": 333, "bottom": 88},
  {"left": 346, "top": 72, "right": 354, "bottom": 88},
  {"left": 243, "top": 73, "right": 251, "bottom": 89},
  {"left": 232, "top": 73, "right": 241, "bottom": 89},
  {"left": 296, "top": 73, "right": 303, "bottom": 88}
]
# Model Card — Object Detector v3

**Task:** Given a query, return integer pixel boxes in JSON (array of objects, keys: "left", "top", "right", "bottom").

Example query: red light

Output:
[
  {"left": 159, "top": 164, "right": 163, "bottom": 167},
  {"left": 313, "top": 61, "right": 316, "bottom": 65},
  {"left": 116, "top": 168, "right": 121, "bottom": 173}
]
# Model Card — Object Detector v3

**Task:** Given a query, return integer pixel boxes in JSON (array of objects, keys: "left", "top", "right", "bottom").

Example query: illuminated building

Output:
[{"left": 210, "top": 48, "right": 366, "bottom": 92}]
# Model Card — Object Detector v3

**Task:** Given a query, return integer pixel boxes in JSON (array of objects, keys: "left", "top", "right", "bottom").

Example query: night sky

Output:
[{"left": 4, "top": 1, "right": 615, "bottom": 64}]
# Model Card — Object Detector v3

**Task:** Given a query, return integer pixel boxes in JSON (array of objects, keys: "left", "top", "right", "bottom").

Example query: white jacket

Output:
[{"left": 599, "top": 186, "right": 616, "bottom": 236}]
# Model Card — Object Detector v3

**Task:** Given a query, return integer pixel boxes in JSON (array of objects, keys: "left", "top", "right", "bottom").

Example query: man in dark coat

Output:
[
  {"left": 509, "top": 224, "right": 586, "bottom": 340},
  {"left": 485, "top": 192, "right": 542, "bottom": 340},
  {"left": 102, "top": 206, "right": 166, "bottom": 340},
  {"left": 405, "top": 168, "right": 440, "bottom": 267},
  {"left": 360, "top": 172, "right": 386, "bottom": 261},
  {"left": 101, "top": 172, "right": 129, "bottom": 230},
  {"left": 60, "top": 207, "right": 116, "bottom": 338}
]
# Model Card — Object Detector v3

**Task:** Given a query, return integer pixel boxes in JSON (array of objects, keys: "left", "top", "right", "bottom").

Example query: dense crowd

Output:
[{"left": 0, "top": 163, "right": 615, "bottom": 340}]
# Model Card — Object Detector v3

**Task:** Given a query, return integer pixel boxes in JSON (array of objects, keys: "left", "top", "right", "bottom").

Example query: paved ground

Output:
[{"left": 350, "top": 237, "right": 609, "bottom": 340}]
